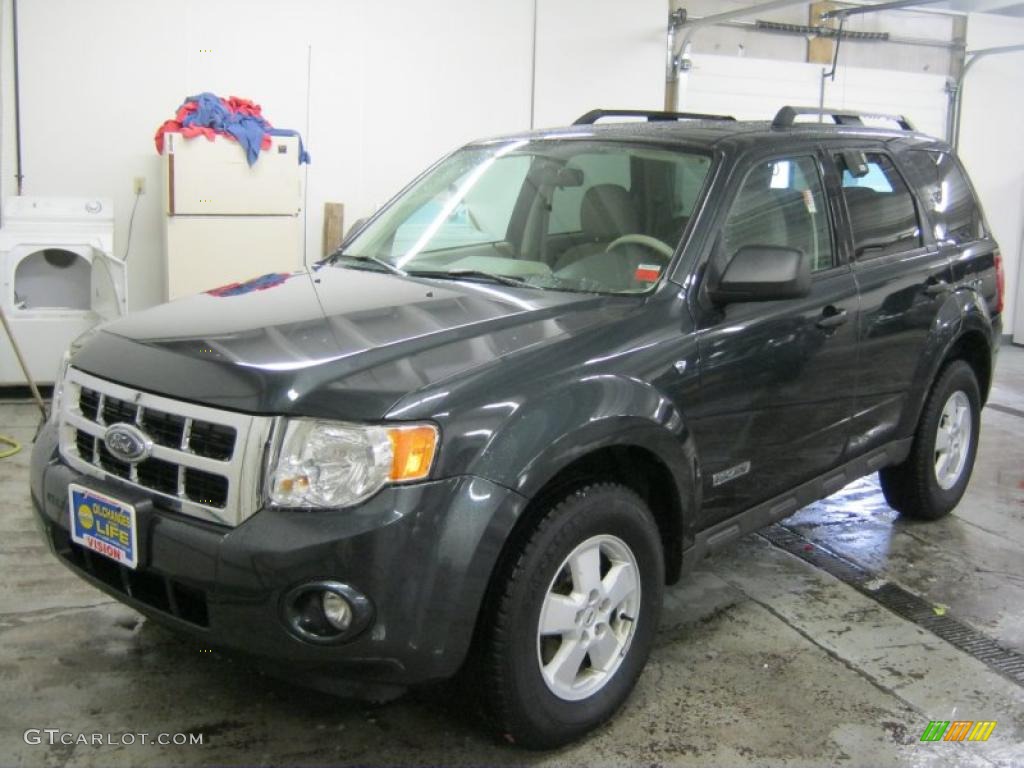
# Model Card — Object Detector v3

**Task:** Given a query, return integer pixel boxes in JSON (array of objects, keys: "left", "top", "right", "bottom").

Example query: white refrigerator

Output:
[{"left": 162, "top": 132, "right": 304, "bottom": 300}]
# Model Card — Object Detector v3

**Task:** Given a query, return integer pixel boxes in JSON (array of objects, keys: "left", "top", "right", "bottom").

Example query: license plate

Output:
[{"left": 68, "top": 484, "right": 138, "bottom": 569}]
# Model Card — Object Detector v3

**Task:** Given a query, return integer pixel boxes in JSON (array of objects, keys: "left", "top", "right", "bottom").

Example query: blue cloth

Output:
[
  {"left": 267, "top": 128, "right": 312, "bottom": 165},
  {"left": 178, "top": 92, "right": 310, "bottom": 166}
]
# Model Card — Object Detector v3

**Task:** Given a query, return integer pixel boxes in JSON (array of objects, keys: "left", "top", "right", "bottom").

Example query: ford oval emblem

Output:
[{"left": 103, "top": 423, "right": 152, "bottom": 463}]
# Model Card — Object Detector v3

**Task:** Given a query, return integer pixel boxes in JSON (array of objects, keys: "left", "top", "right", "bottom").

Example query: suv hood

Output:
[{"left": 73, "top": 266, "right": 612, "bottom": 419}]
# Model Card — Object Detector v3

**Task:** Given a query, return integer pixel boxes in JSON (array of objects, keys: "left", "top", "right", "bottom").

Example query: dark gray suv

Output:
[{"left": 31, "top": 106, "right": 1003, "bottom": 747}]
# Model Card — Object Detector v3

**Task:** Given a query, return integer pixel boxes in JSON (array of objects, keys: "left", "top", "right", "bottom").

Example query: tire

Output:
[
  {"left": 879, "top": 360, "right": 981, "bottom": 520},
  {"left": 480, "top": 483, "right": 664, "bottom": 748}
]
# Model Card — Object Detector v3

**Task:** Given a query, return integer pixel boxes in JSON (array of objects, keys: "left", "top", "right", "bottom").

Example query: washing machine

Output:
[{"left": 0, "top": 197, "right": 126, "bottom": 386}]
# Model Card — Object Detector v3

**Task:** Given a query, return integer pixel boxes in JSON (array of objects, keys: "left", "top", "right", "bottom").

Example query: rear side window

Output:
[
  {"left": 721, "top": 156, "right": 834, "bottom": 273},
  {"left": 837, "top": 152, "right": 922, "bottom": 259},
  {"left": 901, "top": 150, "right": 985, "bottom": 245}
]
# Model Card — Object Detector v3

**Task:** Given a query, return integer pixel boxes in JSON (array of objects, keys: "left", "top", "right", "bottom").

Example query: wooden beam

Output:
[
  {"left": 808, "top": 2, "right": 839, "bottom": 65},
  {"left": 322, "top": 202, "right": 345, "bottom": 257}
]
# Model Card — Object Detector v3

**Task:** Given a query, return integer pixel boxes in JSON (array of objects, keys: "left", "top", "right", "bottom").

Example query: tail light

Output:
[{"left": 994, "top": 251, "right": 1005, "bottom": 315}]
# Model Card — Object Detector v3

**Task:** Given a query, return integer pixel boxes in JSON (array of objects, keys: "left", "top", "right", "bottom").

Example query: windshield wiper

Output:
[
  {"left": 407, "top": 269, "right": 533, "bottom": 288},
  {"left": 330, "top": 252, "right": 407, "bottom": 276}
]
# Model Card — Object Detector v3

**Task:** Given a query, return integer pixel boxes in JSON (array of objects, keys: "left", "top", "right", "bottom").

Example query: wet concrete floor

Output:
[{"left": 0, "top": 346, "right": 1021, "bottom": 767}]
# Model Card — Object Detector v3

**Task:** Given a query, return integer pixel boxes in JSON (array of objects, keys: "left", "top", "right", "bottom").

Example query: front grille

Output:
[
  {"left": 75, "top": 429, "right": 95, "bottom": 461},
  {"left": 77, "top": 429, "right": 225, "bottom": 504},
  {"left": 83, "top": 386, "right": 237, "bottom": 461},
  {"left": 188, "top": 420, "right": 236, "bottom": 460},
  {"left": 140, "top": 408, "right": 187, "bottom": 449},
  {"left": 184, "top": 468, "right": 229, "bottom": 508},
  {"left": 58, "top": 368, "right": 274, "bottom": 527},
  {"left": 136, "top": 456, "right": 179, "bottom": 495},
  {"left": 97, "top": 439, "right": 131, "bottom": 479},
  {"left": 79, "top": 388, "right": 100, "bottom": 420},
  {"left": 102, "top": 395, "right": 137, "bottom": 427}
]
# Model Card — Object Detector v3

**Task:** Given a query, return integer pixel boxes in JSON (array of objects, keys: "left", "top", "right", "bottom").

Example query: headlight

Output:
[
  {"left": 48, "top": 352, "right": 71, "bottom": 424},
  {"left": 268, "top": 420, "right": 439, "bottom": 508}
]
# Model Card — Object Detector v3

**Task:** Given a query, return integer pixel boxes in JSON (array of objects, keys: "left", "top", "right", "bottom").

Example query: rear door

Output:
[
  {"left": 831, "top": 146, "right": 954, "bottom": 455},
  {"left": 688, "top": 150, "right": 859, "bottom": 526}
]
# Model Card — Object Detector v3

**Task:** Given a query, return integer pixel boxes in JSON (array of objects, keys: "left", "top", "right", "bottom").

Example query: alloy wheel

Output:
[
  {"left": 536, "top": 534, "right": 641, "bottom": 701},
  {"left": 934, "top": 390, "right": 973, "bottom": 491}
]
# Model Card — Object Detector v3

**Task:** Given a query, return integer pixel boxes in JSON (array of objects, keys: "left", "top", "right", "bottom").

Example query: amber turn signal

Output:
[{"left": 387, "top": 425, "right": 439, "bottom": 482}]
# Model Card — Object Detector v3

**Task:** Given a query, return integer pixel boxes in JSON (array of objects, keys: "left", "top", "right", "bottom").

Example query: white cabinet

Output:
[{"left": 162, "top": 133, "right": 303, "bottom": 300}]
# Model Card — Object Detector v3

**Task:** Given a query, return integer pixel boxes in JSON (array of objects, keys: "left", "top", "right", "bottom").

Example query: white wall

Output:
[
  {"left": 957, "top": 13, "right": 1024, "bottom": 341},
  {"left": 533, "top": 0, "right": 665, "bottom": 129}
]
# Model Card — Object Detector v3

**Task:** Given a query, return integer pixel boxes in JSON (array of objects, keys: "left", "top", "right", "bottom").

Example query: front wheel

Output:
[
  {"left": 480, "top": 483, "right": 664, "bottom": 748},
  {"left": 879, "top": 360, "right": 981, "bottom": 520}
]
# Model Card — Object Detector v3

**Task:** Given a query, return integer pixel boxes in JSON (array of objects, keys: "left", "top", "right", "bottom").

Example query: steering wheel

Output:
[{"left": 605, "top": 234, "right": 674, "bottom": 259}]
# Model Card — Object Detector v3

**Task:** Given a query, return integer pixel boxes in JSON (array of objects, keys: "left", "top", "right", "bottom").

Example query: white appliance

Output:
[
  {"left": 0, "top": 197, "right": 125, "bottom": 386},
  {"left": 162, "top": 133, "right": 304, "bottom": 300}
]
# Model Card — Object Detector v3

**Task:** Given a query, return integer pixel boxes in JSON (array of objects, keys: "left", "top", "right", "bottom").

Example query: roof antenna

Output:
[{"left": 818, "top": 16, "right": 845, "bottom": 121}]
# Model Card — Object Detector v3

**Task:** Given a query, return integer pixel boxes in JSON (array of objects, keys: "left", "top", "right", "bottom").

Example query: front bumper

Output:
[{"left": 30, "top": 423, "right": 526, "bottom": 690}]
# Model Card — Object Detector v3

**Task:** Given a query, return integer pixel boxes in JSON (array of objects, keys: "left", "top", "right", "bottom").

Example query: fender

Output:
[
  {"left": 898, "top": 286, "right": 995, "bottom": 436},
  {"left": 464, "top": 373, "right": 700, "bottom": 544}
]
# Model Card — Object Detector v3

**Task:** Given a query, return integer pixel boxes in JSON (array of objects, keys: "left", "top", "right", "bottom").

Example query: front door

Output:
[{"left": 687, "top": 152, "right": 859, "bottom": 526}]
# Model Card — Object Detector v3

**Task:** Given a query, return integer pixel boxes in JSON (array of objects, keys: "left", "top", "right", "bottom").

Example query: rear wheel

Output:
[
  {"left": 480, "top": 483, "right": 664, "bottom": 748},
  {"left": 879, "top": 360, "right": 980, "bottom": 520}
]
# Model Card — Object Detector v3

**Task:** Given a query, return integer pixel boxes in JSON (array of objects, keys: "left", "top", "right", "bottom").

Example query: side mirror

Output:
[{"left": 708, "top": 245, "right": 811, "bottom": 304}]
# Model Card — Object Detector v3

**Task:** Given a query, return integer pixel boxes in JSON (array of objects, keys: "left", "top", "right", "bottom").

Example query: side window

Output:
[
  {"left": 721, "top": 155, "right": 834, "bottom": 273},
  {"left": 901, "top": 149, "right": 985, "bottom": 245},
  {"left": 837, "top": 152, "right": 922, "bottom": 259},
  {"left": 391, "top": 155, "right": 530, "bottom": 256},
  {"left": 548, "top": 152, "right": 631, "bottom": 234}
]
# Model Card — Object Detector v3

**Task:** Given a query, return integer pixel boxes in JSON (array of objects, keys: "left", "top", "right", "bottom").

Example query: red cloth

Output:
[{"left": 153, "top": 95, "right": 273, "bottom": 155}]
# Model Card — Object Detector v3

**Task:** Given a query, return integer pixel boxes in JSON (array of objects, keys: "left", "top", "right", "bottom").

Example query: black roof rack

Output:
[
  {"left": 772, "top": 105, "right": 915, "bottom": 131},
  {"left": 573, "top": 109, "right": 736, "bottom": 125}
]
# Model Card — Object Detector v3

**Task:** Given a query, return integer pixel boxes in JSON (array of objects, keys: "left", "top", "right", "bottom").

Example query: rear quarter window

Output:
[{"left": 900, "top": 149, "right": 986, "bottom": 245}]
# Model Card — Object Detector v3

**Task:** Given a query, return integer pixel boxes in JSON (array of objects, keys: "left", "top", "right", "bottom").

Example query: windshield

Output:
[{"left": 335, "top": 139, "right": 712, "bottom": 294}]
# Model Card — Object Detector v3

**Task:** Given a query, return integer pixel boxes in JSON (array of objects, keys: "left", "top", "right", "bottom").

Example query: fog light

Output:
[
  {"left": 322, "top": 591, "right": 353, "bottom": 631},
  {"left": 282, "top": 580, "right": 373, "bottom": 644}
]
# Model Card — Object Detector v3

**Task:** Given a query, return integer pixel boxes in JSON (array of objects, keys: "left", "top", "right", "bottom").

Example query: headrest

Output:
[{"left": 580, "top": 184, "right": 639, "bottom": 239}]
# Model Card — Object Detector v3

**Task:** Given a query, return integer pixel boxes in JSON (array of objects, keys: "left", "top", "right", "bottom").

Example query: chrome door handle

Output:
[{"left": 816, "top": 307, "right": 848, "bottom": 329}]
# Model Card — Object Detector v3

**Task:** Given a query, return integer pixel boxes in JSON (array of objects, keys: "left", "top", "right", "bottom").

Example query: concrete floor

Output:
[{"left": 1, "top": 347, "right": 1022, "bottom": 767}]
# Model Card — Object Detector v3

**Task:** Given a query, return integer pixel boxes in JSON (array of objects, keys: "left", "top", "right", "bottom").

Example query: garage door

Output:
[{"left": 679, "top": 53, "right": 949, "bottom": 139}]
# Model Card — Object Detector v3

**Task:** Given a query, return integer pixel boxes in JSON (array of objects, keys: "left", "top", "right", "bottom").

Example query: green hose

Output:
[{"left": 0, "top": 434, "right": 21, "bottom": 459}]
